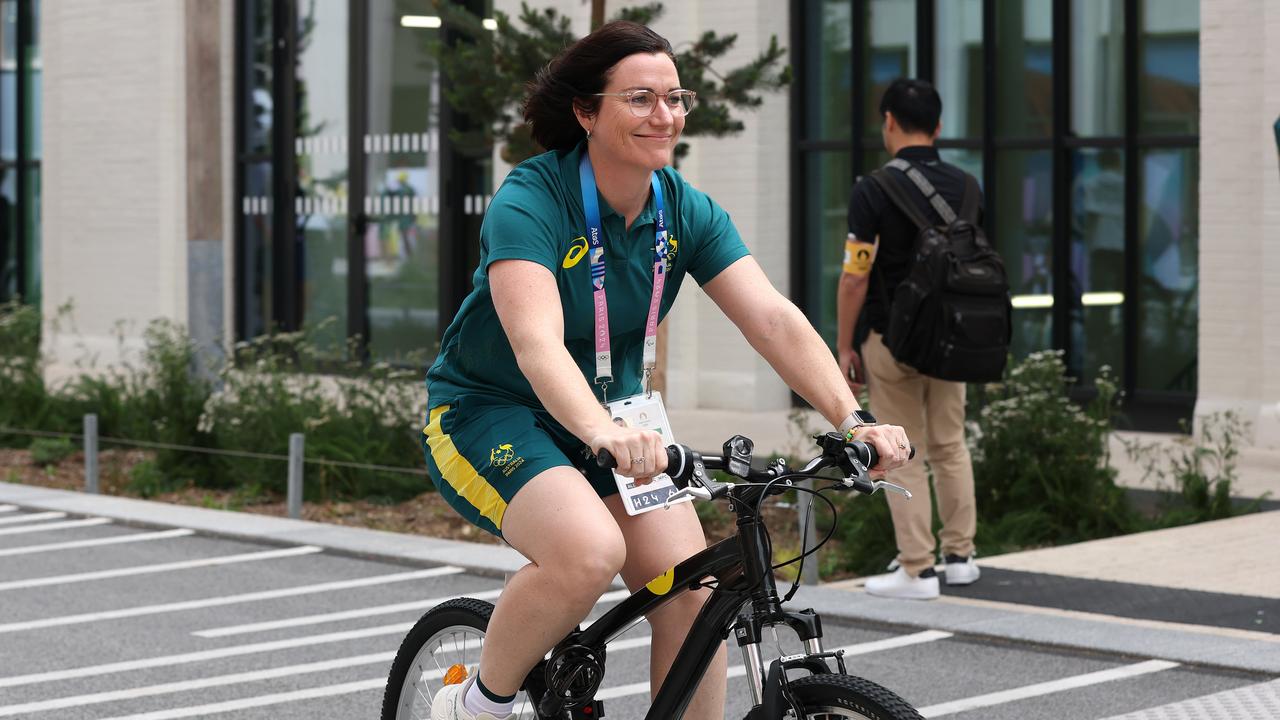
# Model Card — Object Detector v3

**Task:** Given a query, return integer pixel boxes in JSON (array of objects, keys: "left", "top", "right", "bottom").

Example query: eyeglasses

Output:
[{"left": 592, "top": 88, "right": 697, "bottom": 118}]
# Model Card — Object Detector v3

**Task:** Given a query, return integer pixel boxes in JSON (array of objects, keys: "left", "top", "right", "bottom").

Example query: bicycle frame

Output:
[{"left": 540, "top": 485, "right": 829, "bottom": 720}]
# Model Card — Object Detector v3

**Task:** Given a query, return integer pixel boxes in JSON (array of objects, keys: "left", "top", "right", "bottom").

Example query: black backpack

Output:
[{"left": 869, "top": 159, "right": 1011, "bottom": 383}]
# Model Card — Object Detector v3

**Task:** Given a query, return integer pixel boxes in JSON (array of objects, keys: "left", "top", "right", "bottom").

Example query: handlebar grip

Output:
[
  {"left": 857, "top": 442, "right": 917, "bottom": 469},
  {"left": 594, "top": 446, "right": 682, "bottom": 472}
]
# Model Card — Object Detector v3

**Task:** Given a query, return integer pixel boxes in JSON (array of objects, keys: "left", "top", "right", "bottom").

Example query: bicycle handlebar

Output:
[{"left": 595, "top": 434, "right": 915, "bottom": 502}]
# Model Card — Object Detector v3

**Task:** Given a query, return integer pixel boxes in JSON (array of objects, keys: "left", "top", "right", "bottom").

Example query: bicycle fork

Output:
[{"left": 734, "top": 608, "right": 831, "bottom": 715}]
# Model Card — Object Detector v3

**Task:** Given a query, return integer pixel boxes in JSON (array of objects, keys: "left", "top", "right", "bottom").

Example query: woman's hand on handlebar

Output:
[
  {"left": 589, "top": 423, "right": 668, "bottom": 484},
  {"left": 851, "top": 424, "right": 912, "bottom": 476}
]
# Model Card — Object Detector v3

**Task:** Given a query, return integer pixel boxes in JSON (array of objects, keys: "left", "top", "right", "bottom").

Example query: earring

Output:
[{"left": 585, "top": 129, "right": 592, "bottom": 141}]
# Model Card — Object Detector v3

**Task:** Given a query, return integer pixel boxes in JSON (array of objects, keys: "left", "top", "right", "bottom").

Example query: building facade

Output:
[{"left": 13, "top": 1, "right": 1280, "bottom": 448}]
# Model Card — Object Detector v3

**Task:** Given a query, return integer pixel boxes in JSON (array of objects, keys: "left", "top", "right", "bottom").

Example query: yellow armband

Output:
[{"left": 842, "top": 235, "right": 876, "bottom": 276}]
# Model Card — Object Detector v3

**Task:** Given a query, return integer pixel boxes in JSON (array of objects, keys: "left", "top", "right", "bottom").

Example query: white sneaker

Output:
[
  {"left": 431, "top": 678, "right": 514, "bottom": 720},
  {"left": 943, "top": 554, "right": 981, "bottom": 586},
  {"left": 864, "top": 566, "right": 940, "bottom": 600}
]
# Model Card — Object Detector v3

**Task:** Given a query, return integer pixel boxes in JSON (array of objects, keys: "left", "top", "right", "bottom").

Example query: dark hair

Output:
[
  {"left": 879, "top": 78, "right": 942, "bottom": 135},
  {"left": 524, "top": 21, "right": 676, "bottom": 152}
]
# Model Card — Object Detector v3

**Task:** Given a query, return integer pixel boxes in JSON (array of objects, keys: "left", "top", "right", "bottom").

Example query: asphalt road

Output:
[{"left": 0, "top": 506, "right": 1269, "bottom": 720}]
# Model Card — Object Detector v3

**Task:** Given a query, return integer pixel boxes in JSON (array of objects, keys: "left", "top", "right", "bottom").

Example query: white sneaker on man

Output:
[
  {"left": 431, "top": 678, "right": 515, "bottom": 720},
  {"left": 863, "top": 566, "right": 940, "bottom": 600},
  {"left": 943, "top": 554, "right": 981, "bottom": 586}
]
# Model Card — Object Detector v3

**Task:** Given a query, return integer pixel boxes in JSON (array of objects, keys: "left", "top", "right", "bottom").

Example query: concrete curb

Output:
[{"left": 3, "top": 481, "right": 1278, "bottom": 675}]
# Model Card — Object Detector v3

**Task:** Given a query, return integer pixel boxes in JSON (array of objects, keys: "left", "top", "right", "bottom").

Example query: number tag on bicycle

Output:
[{"left": 605, "top": 392, "right": 690, "bottom": 516}]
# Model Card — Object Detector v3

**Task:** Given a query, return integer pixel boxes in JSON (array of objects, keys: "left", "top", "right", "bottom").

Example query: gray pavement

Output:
[{"left": 2, "top": 480, "right": 1277, "bottom": 676}]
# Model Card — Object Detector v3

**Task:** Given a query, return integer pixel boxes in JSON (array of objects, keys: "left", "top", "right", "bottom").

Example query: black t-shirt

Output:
[{"left": 846, "top": 145, "right": 983, "bottom": 338}]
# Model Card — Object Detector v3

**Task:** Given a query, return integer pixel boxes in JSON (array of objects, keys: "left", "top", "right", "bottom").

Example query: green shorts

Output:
[{"left": 420, "top": 396, "right": 618, "bottom": 538}]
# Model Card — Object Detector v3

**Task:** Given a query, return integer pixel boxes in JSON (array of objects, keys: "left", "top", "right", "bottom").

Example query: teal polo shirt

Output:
[{"left": 426, "top": 142, "right": 750, "bottom": 410}]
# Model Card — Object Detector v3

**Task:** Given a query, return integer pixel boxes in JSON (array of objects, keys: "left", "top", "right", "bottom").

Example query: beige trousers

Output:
[{"left": 862, "top": 332, "right": 976, "bottom": 576}]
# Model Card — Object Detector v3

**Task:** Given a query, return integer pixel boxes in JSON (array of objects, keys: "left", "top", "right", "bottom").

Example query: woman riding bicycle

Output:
[{"left": 421, "top": 21, "right": 912, "bottom": 720}]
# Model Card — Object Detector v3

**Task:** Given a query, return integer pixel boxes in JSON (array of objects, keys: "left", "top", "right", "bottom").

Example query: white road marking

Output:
[
  {"left": 65, "top": 629, "right": 952, "bottom": 718},
  {"left": 0, "top": 566, "right": 465, "bottom": 634},
  {"left": 0, "top": 651, "right": 396, "bottom": 717},
  {"left": 194, "top": 587, "right": 631, "bottom": 638},
  {"left": 97, "top": 678, "right": 389, "bottom": 720},
  {"left": 0, "top": 545, "right": 324, "bottom": 592},
  {"left": 8, "top": 614, "right": 658, "bottom": 715},
  {"left": 0, "top": 517, "right": 111, "bottom": 536},
  {"left": 594, "top": 631, "right": 953, "bottom": 701},
  {"left": 0, "top": 511, "right": 65, "bottom": 526},
  {"left": 0, "top": 528, "right": 194, "bottom": 558},
  {"left": 193, "top": 588, "right": 506, "bottom": 637},
  {"left": 0, "top": 622, "right": 414, "bottom": 689},
  {"left": 0, "top": 504, "right": 17, "bottom": 512},
  {"left": 917, "top": 659, "right": 1181, "bottom": 717}
]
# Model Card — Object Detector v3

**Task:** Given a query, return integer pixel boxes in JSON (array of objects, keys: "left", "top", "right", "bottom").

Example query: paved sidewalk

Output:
[{"left": 2, "top": 480, "right": 1278, "bottom": 678}]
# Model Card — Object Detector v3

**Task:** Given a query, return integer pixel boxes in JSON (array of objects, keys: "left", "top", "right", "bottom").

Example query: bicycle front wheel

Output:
[
  {"left": 380, "top": 597, "right": 540, "bottom": 720},
  {"left": 784, "top": 673, "right": 924, "bottom": 720}
]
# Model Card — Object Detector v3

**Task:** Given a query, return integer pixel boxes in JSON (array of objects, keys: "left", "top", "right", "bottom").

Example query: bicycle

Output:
[{"left": 381, "top": 431, "right": 923, "bottom": 720}]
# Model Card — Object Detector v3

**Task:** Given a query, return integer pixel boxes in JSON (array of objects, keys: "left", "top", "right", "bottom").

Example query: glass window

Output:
[
  {"left": 995, "top": 149, "right": 1053, "bottom": 360},
  {"left": 939, "top": 148, "right": 983, "bottom": 185},
  {"left": 294, "top": 0, "right": 350, "bottom": 354},
  {"left": 21, "top": 163, "right": 36, "bottom": 305},
  {"left": 240, "top": 161, "right": 273, "bottom": 339},
  {"left": 995, "top": 0, "right": 1053, "bottom": 138},
  {"left": 862, "top": 0, "right": 916, "bottom": 140},
  {"left": 1140, "top": 0, "right": 1199, "bottom": 135},
  {"left": 806, "top": 151, "right": 854, "bottom": 350},
  {"left": 804, "top": 0, "right": 852, "bottom": 141},
  {"left": 934, "top": 0, "right": 983, "bottom": 139},
  {"left": 1072, "top": 0, "right": 1124, "bottom": 137},
  {"left": 364, "top": 0, "right": 443, "bottom": 364},
  {"left": 0, "top": 169, "right": 14, "bottom": 300},
  {"left": 1137, "top": 148, "right": 1197, "bottom": 393},
  {"left": 242, "top": 0, "right": 273, "bottom": 156},
  {"left": 1, "top": 0, "right": 14, "bottom": 163},
  {"left": 23, "top": 0, "right": 35, "bottom": 159},
  {"left": 1069, "top": 148, "right": 1124, "bottom": 382}
]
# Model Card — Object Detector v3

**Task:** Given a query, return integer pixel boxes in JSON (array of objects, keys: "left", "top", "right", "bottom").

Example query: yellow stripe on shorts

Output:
[{"left": 424, "top": 405, "right": 508, "bottom": 530}]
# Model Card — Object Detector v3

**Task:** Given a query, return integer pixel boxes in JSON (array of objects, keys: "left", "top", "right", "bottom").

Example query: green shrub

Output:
[
  {"left": 29, "top": 437, "right": 76, "bottom": 465},
  {"left": 125, "top": 459, "right": 182, "bottom": 499},
  {"left": 1124, "top": 411, "right": 1263, "bottom": 526},
  {"left": 971, "top": 351, "right": 1136, "bottom": 549}
]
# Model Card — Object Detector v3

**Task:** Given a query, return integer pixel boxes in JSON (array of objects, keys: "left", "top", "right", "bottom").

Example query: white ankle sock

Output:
[{"left": 463, "top": 676, "right": 515, "bottom": 717}]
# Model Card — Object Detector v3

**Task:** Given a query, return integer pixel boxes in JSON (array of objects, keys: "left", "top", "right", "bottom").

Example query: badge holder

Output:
[{"left": 604, "top": 391, "right": 690, "bottom": 515}]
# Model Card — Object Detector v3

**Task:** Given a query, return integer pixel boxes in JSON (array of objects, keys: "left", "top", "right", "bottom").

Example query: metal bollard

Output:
[
  {"left": 798, "top": 478, "right": 819, "bottom": 585},
  {"left": 84, "top": 414, "right": 99, "bottom": 494},
  {"left": 287, "top": 433, "right": 305, "bottom": 519}
]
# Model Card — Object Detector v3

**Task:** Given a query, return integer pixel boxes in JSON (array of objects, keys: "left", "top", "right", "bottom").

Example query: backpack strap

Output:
[
  {"left": 958, "top": 173, "right": 981, "bottom": 224},
  {"left": 884, "top": 158, "right": 958, "bottom": 225},
  {"left": 869, "top": 169, "right": 935, "bottom": 233}
]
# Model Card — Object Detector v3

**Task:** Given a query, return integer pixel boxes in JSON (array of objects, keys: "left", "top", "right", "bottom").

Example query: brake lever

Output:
[
  {"left": 664, "top": 485, "right": 712, "bottom": 507},
  {"left": 841, "top": 475, "right": 912, "bottom": 498},
  {"left": 871, "top": 479, "right": 911, "bottom": 498}
]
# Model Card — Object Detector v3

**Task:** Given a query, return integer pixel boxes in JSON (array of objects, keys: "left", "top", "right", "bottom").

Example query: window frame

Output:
[{"left": 792, "top": 0, "right": 1200, "bottom": 431}]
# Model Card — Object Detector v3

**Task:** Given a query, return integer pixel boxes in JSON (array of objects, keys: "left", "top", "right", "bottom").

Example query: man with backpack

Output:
[{"left": 837, "top": 79, "right": 1011, "bottom": 600}]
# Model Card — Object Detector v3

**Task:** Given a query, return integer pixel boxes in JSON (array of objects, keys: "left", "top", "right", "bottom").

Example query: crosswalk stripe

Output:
[
  {"left": 0, "top": 528, "right": 194, "bottom": 558},
  {"left": 0, "top": 517, "right": 111, "bottom": 536},
  {"left": 0, "top": 545, "right": 323, "bottom": 592},
  {"left": 193, "top": 589, "right": 506, "bottom": 637},
  {"left": 0, "top": 566, "right": 464, "bottom": 634},
  {"left": 0, "top": 652, "right": 396, "bottom": 717},
  {"left": 917, "top": 659, "right": 1181, "bottom": 717},
  {"left": 68, "top": 629, "right": 953, "bottom": 718},
  {"left": 97, "top": 678, "right": 388, "bottom": 720},
  {"left": 193, "top": 587, "right": 632, "bottom": 638},
  {"left": 0, "top": 510, "right": 63, "bottom": 525},
  {"left": 0, "top": 511, "right": 63, "bottom": 526}
]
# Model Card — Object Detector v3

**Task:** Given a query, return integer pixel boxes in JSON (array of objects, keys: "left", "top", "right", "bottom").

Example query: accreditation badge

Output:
[{"left": 604, "top": 391, "right": 690, "bottom": 516}]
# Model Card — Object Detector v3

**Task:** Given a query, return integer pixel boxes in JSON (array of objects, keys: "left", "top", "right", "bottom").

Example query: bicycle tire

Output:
[
  {"left": 781, "top": 673, "right": 924, "bottom": 720},
  {"left": 380, "top": 597, "right": 543, "bottom": 720}
]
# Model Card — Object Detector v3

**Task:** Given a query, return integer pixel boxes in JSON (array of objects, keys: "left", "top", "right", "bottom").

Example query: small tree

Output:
[{"left": 432, "top": 1, "right": 791, "bottom": 166}]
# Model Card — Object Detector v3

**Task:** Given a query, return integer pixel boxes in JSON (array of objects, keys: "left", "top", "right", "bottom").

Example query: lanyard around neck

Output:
[{"left": 578, "top": 152, "right": 669, "bottom": 403}]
